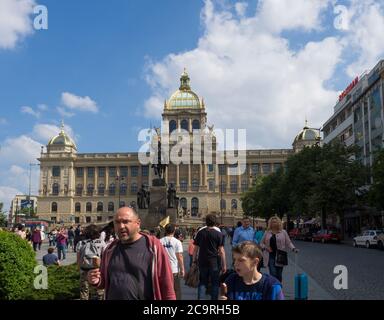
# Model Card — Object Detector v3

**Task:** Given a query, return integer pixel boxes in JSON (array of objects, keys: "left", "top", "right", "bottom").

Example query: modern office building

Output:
[{"left": 323, "top": 60, "right": 384, "bottom": 166}]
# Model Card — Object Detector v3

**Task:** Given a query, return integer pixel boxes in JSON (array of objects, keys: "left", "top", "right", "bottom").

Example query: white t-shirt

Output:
[{"left": 160, "top": 236, "right": 183, "bottom": 274}]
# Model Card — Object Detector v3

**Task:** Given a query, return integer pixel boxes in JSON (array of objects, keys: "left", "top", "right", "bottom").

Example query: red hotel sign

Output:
[{"left": 339, "top": 76, "right": 359, "bottom": 101}]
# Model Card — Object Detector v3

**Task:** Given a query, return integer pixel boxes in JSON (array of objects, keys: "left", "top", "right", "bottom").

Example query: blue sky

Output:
[{"left": 1, "top": 0, "right": 384, "bottom": 210}]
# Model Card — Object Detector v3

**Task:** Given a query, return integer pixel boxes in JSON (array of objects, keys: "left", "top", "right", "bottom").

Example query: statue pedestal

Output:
[
  {"left": 140, "top": 185, "right": 172, "bottom": 230},
  {"left": 140, "top": 185, "right": 178, "bottom": 230}
]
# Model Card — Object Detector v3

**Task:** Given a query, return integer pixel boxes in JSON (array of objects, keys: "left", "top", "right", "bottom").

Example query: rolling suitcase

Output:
[{"left": 294, "top": 253, "right": 308, "bottom": 300}]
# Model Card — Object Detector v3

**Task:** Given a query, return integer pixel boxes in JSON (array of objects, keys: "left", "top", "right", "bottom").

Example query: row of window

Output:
[
  {"left": 50, "top": 198, "right": 238, "bottom": 214},
  {"left": 52, "top": 166, "right": 149, "bottom": 178},
  {"left": 48, "top": 182, "right": 145, "bottom": 196},
  {"left": 75, "top": 183, "right": 145, "bottom": 196},
  {"left": 49, "top": 180, "right": 248, "bottom": 196},
  {"left": 209, "top": 163, "right": 283, "bottom": 175},
  {"left": 51, "top": 201, "right": 134, "bottom": 214},
  {"left": 74, "top": 166, "right": 148, "bottom": 178},
  {"left": 53, "top": 163, "right": 283, "bottom": 179},
  {"left": 169, "top": 119, "right": 200, "bottom": 132}
]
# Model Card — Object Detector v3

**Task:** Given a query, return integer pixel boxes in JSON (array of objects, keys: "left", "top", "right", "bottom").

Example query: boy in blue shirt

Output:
[{"left": 219, "top": 241, "right": 284, "bottom": 300}]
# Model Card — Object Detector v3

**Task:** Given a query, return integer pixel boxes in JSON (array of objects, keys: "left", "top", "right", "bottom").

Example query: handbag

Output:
[
  {"left": 185, "top": 262, "right": 199, "bottom": 288},
  {"left": 275, "top": 249, "right": 288, "bottom": 266}
]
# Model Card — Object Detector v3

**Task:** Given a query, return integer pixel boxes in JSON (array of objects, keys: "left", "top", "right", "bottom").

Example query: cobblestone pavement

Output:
[{"left": 290, "top": 239, "right": 384, "bottom": 300}]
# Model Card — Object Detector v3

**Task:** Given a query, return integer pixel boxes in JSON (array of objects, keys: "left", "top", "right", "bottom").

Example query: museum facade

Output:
[{"left": 36, "top": 70, "right": 319, "bottom": 225}]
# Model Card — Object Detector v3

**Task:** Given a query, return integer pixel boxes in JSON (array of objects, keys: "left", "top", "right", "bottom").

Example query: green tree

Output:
[
  {"left": 242, "top": 142, "right": 366, "bottom": 236},
  {"left": 0, "top": 231, "right": 36, "bottom": 299},
  {"left": 0, "top": 203, "right": 7, "bottom": 227}
]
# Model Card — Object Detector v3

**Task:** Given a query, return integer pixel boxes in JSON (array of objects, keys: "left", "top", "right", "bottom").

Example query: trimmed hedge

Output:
[
  {"left": 0, "top": 230, "right": 36, "bottom": 300},
  {"left": 24, "top": 263, "right": 80, "bottom": 300}
]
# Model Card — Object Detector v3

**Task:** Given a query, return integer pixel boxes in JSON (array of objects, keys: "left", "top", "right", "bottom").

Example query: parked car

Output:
[
  {"left": 377, "top": 233, "right": 384, "bottom": 250},
  {"left": 298, "top": 229, "right": 315, "bottom": 241},
  {"left": 312, "top": 229, "right": 341, "bottom": 243},
  {"left": 353, "top": 230, "right": 384, "bottom": 248},
  {"left": 289, "top": 228, "right": 300, "bottom": 239}
]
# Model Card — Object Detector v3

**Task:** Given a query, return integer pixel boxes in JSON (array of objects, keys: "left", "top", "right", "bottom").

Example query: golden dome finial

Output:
[{"left": 60, "top": 120, "right": 65, "bottom": 134}]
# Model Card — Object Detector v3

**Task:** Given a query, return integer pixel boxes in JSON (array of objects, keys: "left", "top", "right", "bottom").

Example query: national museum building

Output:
[{"left": 37, "top": 70, "right": 319, "bottom": 225}]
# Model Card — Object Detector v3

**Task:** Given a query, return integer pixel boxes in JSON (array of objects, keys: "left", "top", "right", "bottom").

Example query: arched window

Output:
[
  {"left": 76, "top": 184, "right": 83, "bottom": 196},
  {"left": 75, "top": 202, "right": 81, "bottom": 213},
  {"left": 181, "top": 119, "right": 189, "bottom": 132},
  {"left": 98, "top": 183, "right": 105, "bottom": 196},
  {"left": 119, "top": 201, "right": 125, "bottom": 208},
  {"left": 108, "top": 202, "right": 114, "bottom": 212},
  {"left": 109, "top": 183, "right": 116, "bottom": 196},
  {"left": 180, "top": 198, "right": 187, "bottom": 209},
  {"left": 169, "top": 120, "right": 177, "bottom": 133},
  {"left": 220, "top": 199, "right": 226, "bottom": 210},
  {"left": 131, "top": 183, "right": 138, "bottom": 194},
  {"left": 87, "top": 184, "right": 94, "bottom": 196},
  {"left": 230, "top": 180, "right": 238, "bottom": 193},
  {"left": 191, "top": 198, "right": 199, "bottom": 216},
  {"left": 52, "top": 183, "right": 59, "bottom": 196},
  {"left": 241, "top": 180, "right": 248, "bottom": 192},
  {"left": 51, "top": 202, "right": 58, "bottom": 213},
  {"left": 192, "top": 119, "right": 200, "bottom": 130},
  {"left": 231, "top": 199, "right": 238, "bottom": 209},
  {"left": 86, "top": 202, "right": 92, "bottom": 213},
  {"left": 97, "top": 202, "right": 103, "bottom": 212},
  {"left": 191, "top": 179, "right": 199, "bottom": 191},
  {"left": 120, "top": 183, "right": 127, "bottom": 195},
  {"left": 180, "top": 180, "right": 187, "bottom": 192}
]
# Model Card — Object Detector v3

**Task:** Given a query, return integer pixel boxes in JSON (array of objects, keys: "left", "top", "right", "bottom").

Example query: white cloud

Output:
[
  {"left": 0, "top": 134, "right": 41, "bottom": 209},
  {"left": 37, "top": 104, "right": 48, "bottom": 111},
  {"left": 0, "top": 135, "right": 42, "bottom": 166},
  {"left": 61, "top": 92, "right": 99, "bottom": 113},
  {"left": 0, "top": 186, "right": 22, "bottom": 212},
  {"left": 21, "top": 105, "right": 40, "bottom": 118},
  {"left": 338, "top": 0, "right": 384, "bottom": 77},
  {"left": 143, "top": 96, "right": 164, "bottom": 118},
  {"left": 57, "top": 106, "right": 75, "bottom": 118},
  {"left": 255, "top": 0, "right": 331, "bottom": 33},
  {"left": 10, "top": 165, "right": 26, "bottom": 176},
  {"left": 0, "top": 0, "right": 35, "bottom": 49},
  {"left": 32, "top": 123, "right": 76, "bottom": 143},
  {"left": 235, "top": 2, "right": 248, "bottom": 17},
  {"left": 144, "top": 0, "right": 342, "bottom": 149}
]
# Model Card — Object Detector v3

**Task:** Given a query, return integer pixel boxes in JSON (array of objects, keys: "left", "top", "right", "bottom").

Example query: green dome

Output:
[
  {"left": 168, "top": 90, "right": 201, "bottom": 108},
  {"left": 166, "top": 69, "right": 202, "bottom": 109},
  {"left": 47, "top": 124, "right": 77, "bottom": 149},
  {"left": 294, "top": 126, "right": 320, "bottom": 143}
]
